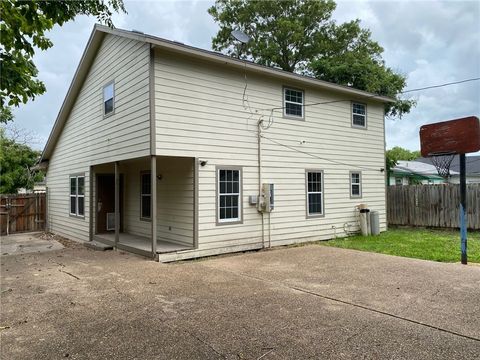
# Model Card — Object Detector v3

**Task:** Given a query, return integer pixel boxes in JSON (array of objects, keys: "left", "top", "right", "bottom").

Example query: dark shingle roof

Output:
[{"left": 416, "top": 155, "right": 480, "bottom": 175}]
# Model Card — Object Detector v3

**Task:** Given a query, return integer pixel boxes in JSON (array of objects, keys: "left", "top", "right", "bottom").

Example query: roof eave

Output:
[{"left": 97, "top": 25, "right": 395, "bottom": 103}]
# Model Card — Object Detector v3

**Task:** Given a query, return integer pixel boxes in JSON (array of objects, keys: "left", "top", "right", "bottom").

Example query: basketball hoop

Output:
[{"left": 429, "top": 152, "right": 456, "bottom": 179}]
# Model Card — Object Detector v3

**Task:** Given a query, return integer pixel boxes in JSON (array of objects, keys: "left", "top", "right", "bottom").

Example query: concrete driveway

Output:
[
  {"left": 1, "top": 239, "right": 479, "bottom": 359},
  {"left": 1, "top": 232, "right": 64, "bottom": 256}
]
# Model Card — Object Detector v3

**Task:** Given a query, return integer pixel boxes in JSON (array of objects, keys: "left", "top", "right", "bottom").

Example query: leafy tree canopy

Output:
[
  {"left": 386, "top": 146, "right": 421, "bottom": 173},
  {"left": 0, "top": 127, "right": 44, "bottom": 194},
  {"left": 0, "top": 0, "right": 126, "bottom": 123},
  {"left": 208, "top": 0, "right": 415, "bottom": 117}
]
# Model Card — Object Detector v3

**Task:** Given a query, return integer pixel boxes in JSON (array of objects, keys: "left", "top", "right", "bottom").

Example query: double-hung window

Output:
[
  {"left": 350, "top": 171, "right": 362, "bottom": 198},
  {"left": 217, "top": 168, "right": 241, "bottom": 224},
  {"left": 140, "top": 172, "right": 151, "bottom": 220},
  {"left": 69, "top": 175, "right": 85, "bottom": 217},
  {"left": 103, "top": 82, "right": 115, "bottom": 115},
  {"left": 352, "top": 102, "right": 367, "bottom": 128},
  {"left": 284, "top": 88, "right": 304, "bottom": 118},
  {"left": 306, "top": 171, "right": 324, "bottom": 217}
]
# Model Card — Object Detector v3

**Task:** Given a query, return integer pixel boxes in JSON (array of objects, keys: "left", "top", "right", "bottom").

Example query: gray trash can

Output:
[{"left": 370, "top": 210, "right": 380, "bottom": 236}]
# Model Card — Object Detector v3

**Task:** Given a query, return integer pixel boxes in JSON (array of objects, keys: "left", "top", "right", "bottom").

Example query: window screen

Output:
[
  {"left": 103, "top": 82, "right": 114, "bottom": 115},
  {"left": 350, "top": 172, "right": 361, "bottom": 197},
  {"left": 218, "top": 169, "right": 241, "bottom": 223},
  {"left": 284, "top": 88, "right": 304, "bottom": 118},
  {"left": 307, "top": 171, "right": 323, "bottom": 216},
  {"left": 352, "top": 103, "right": 366, "bottom": 127},
  {"left": 141, "top": 173, "right": 151, "bottom": 219}
]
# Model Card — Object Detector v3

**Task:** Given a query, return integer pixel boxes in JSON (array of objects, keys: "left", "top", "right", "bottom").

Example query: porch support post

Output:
[
  {"left": 151, "top": 155, "right": 157, "bottom": 258},
  {"left": 114, "top": 161, "right": 120, "bottom": 248}
]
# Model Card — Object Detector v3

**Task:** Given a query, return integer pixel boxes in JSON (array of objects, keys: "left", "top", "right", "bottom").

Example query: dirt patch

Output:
[{"left": 34, "top": 232, "right": 83, "bottom": 249}]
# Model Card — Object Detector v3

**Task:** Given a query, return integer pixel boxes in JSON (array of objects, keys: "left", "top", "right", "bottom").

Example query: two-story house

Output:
[{"left": 39, "top": 25, "right": 392, "bottom": 261}]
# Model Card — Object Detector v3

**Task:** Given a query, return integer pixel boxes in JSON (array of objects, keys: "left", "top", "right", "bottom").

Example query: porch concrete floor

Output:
[{"left": 94, "top": 232, "right": 192, "bottom": 253}]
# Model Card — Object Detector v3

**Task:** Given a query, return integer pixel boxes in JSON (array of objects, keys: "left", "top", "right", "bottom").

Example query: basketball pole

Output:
[{"left": 459, "top": 154, "right": 467, "bottom": 265}]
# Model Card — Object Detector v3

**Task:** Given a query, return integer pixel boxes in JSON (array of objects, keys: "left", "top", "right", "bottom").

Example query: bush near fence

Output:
[{"left": 387, "top": 184, "right": 480, "bottom": 230}]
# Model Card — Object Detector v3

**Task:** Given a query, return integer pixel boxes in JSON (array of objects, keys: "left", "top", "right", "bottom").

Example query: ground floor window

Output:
[
  {"left": 350, "top": 171, "right": 362, "bottom": 198},
  {"left": 141, "top": 172, "right": 151, "bottom": 220},
  {"left": 306, "top": 170, "right": 324, "bottom": 217},
  {"left": 69, "top": 175, "right": 85, "bottom": 217},
  {"left": 217, "top": 167, "right": 242, "bottom": 224}
]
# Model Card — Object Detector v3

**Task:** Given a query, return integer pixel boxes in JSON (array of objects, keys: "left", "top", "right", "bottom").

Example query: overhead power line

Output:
[{"left": 401, "top": 78, "right": 480, "bottom": 94}]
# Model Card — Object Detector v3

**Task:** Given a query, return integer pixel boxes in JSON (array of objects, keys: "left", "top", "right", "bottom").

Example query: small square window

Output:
[
  {"left": 103, "top": 82, "right": 115, "bottom": 115},
  {"left": 284, "top": 88, "right": 304, "bottom": 118},
  {"left": 352, "top": 102, "right": 366, "bottom": 128}
]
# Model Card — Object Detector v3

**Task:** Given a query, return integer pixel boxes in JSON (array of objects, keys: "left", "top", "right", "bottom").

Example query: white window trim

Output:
[
  {"left": 350, "top": 171, "right": 362, "bottom": 198},
  {"left": 103, "top": 81, "right": 115, "bottom": 117},
  {"left": 306, "top": 170, "right": 324, "bottom": 218},
  {"left": 351, "top": 102, "right": 367, "bottom": 129},
  {"left": 69, "top": 175, "right": 85, "bottom": 218},
  {"left": 140, "top": 172, "right": 151, "bottom": 221},
  {"left": 283, "top": 87, "right": 305, "bottom": 119},
  {"left": 216, "top": 167, "right": 242, "bottom": 225}
]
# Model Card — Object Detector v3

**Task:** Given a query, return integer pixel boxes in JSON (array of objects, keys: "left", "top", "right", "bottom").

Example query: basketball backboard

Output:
[{"left": 419, "top": 116, "right": 480, "bottom": 157}]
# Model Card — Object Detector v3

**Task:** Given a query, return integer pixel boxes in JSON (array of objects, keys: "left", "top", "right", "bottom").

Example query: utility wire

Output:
[
  {"left": 260, "top": 133, "right": 382, "bottom": 172},
  {"left": 243, "top": 77, "right": 480, "bottom": 173},
  {"left": 401, "top": 77, "right": 480, "bottom": 94},
  {"left": 260, "top": 77, "right": 480, "bottom": 114}
]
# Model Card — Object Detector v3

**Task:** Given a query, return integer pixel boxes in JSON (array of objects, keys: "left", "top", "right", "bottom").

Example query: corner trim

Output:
[{"left": 149, "top": 45, "right": 156, "bottom": 155}]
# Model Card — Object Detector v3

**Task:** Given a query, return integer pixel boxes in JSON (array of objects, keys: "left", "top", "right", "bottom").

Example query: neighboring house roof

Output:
[
  {"left": 392, "top": 160, "right": 455, "bottom": 180},
  {"left": 416, "top": 155, "right": 480, "bottom": 175},
  {"left": 40, "top": 25, "right": 394, "bottom": 163}
]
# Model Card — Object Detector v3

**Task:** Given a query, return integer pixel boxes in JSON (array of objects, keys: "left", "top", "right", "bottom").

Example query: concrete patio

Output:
[{"left": 1, "top": 239, "right": 479, "bottom": 359}]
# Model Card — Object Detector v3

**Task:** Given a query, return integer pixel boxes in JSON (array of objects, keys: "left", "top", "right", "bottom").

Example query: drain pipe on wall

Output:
[{"left": 257, "top": 120, "right": 265, "bottom": 248}]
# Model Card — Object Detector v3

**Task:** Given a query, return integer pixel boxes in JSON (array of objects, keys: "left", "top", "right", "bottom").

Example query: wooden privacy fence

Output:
[
  {"left": 387, "top": 184, "right": 480, "bottom": 230},
  {"left": 0, "top": 193, "right": 46, "bottom": 235}
]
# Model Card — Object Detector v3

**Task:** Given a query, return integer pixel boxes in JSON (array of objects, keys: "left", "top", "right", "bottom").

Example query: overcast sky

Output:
[{"left": 11, "top": 0, "right": 480, "bottom": 154}]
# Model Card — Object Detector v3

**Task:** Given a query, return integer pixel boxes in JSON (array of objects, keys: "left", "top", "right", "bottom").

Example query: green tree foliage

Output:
[
  {"left": 0, "top": 127, "right": 43, "bottom": 194},
  {"left": 208, "top": 0, "right": 415, "bottom": 117},
  {"left": 386, "top": 146, "right": 421, "bottom": 173},
  {"left": 0, "top": 0, "right": 126, "bottom": 123}
]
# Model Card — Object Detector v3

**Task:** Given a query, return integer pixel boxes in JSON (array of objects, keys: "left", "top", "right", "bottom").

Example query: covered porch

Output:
[{"left": 90, "top": 155, "right": 198, "bottom": 259}]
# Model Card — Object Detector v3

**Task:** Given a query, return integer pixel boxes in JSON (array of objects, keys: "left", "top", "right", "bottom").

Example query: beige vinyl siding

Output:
[
  {"left": 122, "top": 157, "right": 194, "bottom": 246},
  {"left": 46, "top": 34, "right": 151, "bottom": 241},
  {"left": 155, "top": 50, "right": 386, "bottom": 261}
]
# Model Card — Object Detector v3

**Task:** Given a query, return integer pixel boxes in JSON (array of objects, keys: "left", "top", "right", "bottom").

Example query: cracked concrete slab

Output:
[
  {"left": 1, "top": 232, "right": 64, "bottom": 256},
  {"left": 1, "top": 241, "right": 479, "bottom": 359}
]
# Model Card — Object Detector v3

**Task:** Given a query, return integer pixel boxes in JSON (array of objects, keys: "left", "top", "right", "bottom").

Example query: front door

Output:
[{"left": 96, "top": 174, "right": 123, "bottom": 233}]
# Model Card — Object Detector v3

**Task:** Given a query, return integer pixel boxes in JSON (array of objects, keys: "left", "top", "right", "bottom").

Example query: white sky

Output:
[{"left": 11, "top": 0, "right": 480, "bottom": 153}]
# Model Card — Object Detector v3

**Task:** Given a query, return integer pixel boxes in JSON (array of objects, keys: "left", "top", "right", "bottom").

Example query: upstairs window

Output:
[
  {"left": 103, "top": 82, "right": 115, "bottom": 115},
  {"left": 217, "top": 168, "right": 242, "bottom": 224},
  {"left": 352, "top": 102, "right": 366, "bottom": 128},
  {"left": 350, "top": 172, "right": 362, "bottom": 198},
  {"left": 141, "top": 172, "right": 151, "bottom": 220},
  {"left": 306, "top": 171, "right": 324, "bottom": 217},
  {"left": 284, "top": 88, "right": 304, "bottom": 118},
  {"left": 70, "top": 175, "right": 85, "bottom": 217}
]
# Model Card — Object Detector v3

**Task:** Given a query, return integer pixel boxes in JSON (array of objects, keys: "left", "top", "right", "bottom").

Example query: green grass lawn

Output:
[{"left": 319, "top": 228, "right": 480, "bottom": 263}]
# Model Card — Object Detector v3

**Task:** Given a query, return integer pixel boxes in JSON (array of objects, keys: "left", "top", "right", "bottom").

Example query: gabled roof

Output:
[{"left": 41, "top": 25, "right": 394, "bottom": 162}]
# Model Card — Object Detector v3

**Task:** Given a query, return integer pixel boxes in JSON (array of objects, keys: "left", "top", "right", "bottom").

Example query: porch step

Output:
[{"left": 84, "top": 241, "right": 113, "bottom": 251}]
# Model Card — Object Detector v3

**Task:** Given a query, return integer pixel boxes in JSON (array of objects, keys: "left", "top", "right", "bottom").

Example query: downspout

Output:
[{"left": 258, "top": 120, "right": 265, "bottom": 248}]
